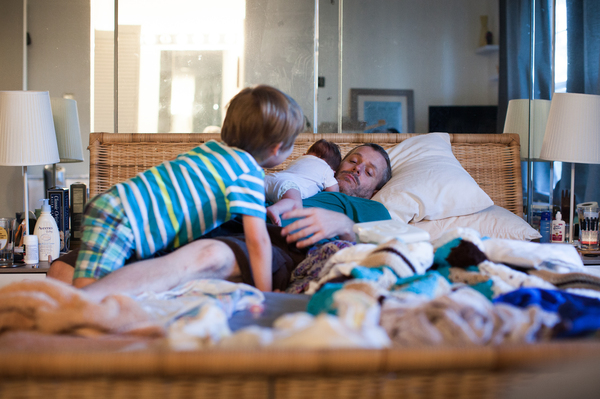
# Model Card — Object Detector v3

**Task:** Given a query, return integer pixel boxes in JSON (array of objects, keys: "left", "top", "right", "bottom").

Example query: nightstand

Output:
[
  {"left": 0, "top": 261, "right": 50, "bottom": 288},
  {"left": 578, "top": 248, "right": 600, "bottom": 273}
]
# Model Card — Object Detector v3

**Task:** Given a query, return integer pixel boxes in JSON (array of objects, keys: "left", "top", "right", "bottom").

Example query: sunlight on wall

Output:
[{"left": 92, "top": 0, "right": 245, "bottom": 133}]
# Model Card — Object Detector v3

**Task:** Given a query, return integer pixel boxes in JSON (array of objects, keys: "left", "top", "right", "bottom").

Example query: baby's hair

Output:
[
  {"left": 307, "top": 139, "right": 342, "bottom": 171},
  {"left": 221, "top": 85, "right": 305, "bottom": 162}
]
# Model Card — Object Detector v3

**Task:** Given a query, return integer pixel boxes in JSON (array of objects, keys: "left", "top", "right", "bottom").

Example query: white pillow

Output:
[
  {"left": 372, "top": 133, "right": 493, "bottom": 223},
  {"left": 410, "top": 205, "right": 541, "bottom": 242}
]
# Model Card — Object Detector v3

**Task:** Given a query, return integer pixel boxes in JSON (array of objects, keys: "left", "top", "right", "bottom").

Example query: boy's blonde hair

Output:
[{"left": 221, "top": 85, "right": 305, "bottom": 162}]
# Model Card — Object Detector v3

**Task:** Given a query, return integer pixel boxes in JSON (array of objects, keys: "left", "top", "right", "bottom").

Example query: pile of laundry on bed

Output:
[{"left": 2, "top": 227, "right": 600, "bottom": 350}]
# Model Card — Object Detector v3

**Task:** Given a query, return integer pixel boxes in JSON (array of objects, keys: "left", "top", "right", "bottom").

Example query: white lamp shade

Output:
[
  {"left": 0, "top": 91, "right": 60, "bottom": 166},
  {"left": 540, "top": 92, "right": 600, "bottom": 164},
  {"left": 503, "top": 99, "right": 551, "bottom": 159},
  {"left": 51, "top": 97, "right": 84, "bottom": 163}
]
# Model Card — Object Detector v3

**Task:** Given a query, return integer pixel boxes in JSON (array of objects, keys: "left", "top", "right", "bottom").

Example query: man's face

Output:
[{"left": 335, "top": 146, "right": 387, "bottom": 199}]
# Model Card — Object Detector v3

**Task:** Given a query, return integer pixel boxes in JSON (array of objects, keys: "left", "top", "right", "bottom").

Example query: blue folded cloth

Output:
[{"left": 494, "top": 288, "right": 600, "bottom": 338}]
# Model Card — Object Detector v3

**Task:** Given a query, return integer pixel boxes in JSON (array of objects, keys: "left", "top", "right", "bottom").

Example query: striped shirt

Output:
[{"left": 116, "top": 140, "right": 266, "bottom": 260}]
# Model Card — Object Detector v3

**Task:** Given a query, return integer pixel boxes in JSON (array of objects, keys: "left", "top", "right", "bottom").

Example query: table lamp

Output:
[
  {"left": 503, "top": 99, "right": 551, "bottom": 160},
  {"left": 539, "top": 92, "right": 600, "bottom": 243},
  {"left": 49, "top": 97, "right": 84, "bottom": 187},
  {"left": 0, "top": 91, "right": 60, "bottom": 236}
]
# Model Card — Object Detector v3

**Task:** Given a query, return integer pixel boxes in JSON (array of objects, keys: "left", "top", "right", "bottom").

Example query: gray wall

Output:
[
  {"left": 0, "top": 0, "right": 90, "bottom": 219},
  {"left": 0, "top": 0, "right": 27, "bottom": 219}
]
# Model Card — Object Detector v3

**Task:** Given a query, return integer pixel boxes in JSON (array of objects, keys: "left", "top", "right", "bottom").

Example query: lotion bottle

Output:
[
  {"left": 34, "top": 199, "right": 60, "bottom": 262},
  {"left": 551, "top": 211, "right": 566, "bottom": 243}
]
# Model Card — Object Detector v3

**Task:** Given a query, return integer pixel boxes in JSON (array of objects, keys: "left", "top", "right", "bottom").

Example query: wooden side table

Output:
[
  {"left": 0, "top": 262, "right": 49, "bottom": 288},
  {"left": 578, "top": 248, "right": 600, "bottom": 268}
]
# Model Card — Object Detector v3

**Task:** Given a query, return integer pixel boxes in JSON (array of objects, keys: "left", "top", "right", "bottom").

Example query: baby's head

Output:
[
  {"left": 307, "top": 139, "right": 342, "bottom": 171},
  {"left": 221, "top": 85, "right": 304, "bottom": 165}
]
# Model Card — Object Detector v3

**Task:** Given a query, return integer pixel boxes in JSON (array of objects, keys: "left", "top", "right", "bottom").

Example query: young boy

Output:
[
  {"left": 73, "top": 85, "right": 304, "bottom": 292},
  {"left": 265, "top": 139, "right": 341, "bottom": 226}
]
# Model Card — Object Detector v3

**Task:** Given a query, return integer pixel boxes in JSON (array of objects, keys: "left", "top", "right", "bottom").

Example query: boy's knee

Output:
[{"left": 185, "top": 240, "right": 236, "bottom": 277}]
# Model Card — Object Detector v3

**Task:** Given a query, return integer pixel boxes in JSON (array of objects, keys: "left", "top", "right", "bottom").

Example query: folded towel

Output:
[{"left": 482, "top": 239, "right": 584, "bottom": 271}]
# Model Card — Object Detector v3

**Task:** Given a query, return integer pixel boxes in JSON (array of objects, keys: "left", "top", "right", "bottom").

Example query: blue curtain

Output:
[
  {"left": 499, "top": 0, "right": 553, "bottom": 209},
  {"left": 554, "top": 0, "right": 600, "bottom": 208},
  {"left": 498, "top": 0, "right": 553, "bottom": 132}
]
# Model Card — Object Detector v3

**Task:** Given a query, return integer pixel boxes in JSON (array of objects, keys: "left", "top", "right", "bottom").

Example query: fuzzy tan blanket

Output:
[{"left": 0, "top": 279, "right": 164, "bottom": 338}]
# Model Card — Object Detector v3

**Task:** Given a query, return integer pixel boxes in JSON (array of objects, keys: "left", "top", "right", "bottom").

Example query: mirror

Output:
[{"left": 2, "top": 0, "right": 592, "bottom": 225}]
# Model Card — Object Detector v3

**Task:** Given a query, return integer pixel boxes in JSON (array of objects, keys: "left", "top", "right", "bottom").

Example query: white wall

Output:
[{"left": 332, "top": 0, "right": 499, "bottom": 133}]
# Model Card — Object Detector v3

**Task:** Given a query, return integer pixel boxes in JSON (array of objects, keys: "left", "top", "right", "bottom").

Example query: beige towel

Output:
[{"left": 0, "top": 279, "right": 164, "bottom": 337}]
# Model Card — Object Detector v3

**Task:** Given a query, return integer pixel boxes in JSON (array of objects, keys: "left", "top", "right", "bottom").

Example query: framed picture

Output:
[{"left": 350, "top": 89, "right": 415, "bottom": 133}]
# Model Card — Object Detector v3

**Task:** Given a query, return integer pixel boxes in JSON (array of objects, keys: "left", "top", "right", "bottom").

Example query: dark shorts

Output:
[
  {"left": 56, "top": 219, "right": 307, "bottom": 291},
  {"left": 201, "top": 219, "right": 307, "bottom": 291}
]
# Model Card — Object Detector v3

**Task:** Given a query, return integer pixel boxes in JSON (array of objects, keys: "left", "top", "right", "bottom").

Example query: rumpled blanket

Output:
[
  {"left": 380, "top": 286, "right": 559, "bottom": 347},
  {"left": 286, "top": 240, "right": 356, "bottom": 294},
  {"left": 304, "top": 239, "right": 434, "bottom": 294},
  {"left": 494, "top": 288, "right": 600, "bottom": 338},
  {"left": 218, "top": 311, "right": 391, "bottom": 349},
  {"left": 0, "top": 279, "right": 164, "bottom": 337}
]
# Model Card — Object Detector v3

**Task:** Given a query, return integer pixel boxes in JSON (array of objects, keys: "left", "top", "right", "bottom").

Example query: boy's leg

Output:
[{"left": 81, "top": 239, "right": 237, "bottom": 301}]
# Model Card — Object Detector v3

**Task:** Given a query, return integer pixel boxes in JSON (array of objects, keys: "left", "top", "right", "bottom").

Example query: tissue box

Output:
[{"left": 47, "top": 187, "right": 70, "bottom": 252}]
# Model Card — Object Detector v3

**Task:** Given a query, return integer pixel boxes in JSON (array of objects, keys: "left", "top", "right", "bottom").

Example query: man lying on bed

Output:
[{"left": 48, "top": 144, "right": 392, "bottom": 300}]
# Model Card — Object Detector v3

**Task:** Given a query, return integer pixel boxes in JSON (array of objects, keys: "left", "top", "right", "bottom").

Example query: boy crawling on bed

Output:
[{"left": 72, "top": 85, "right": 305, "bottom": 293}]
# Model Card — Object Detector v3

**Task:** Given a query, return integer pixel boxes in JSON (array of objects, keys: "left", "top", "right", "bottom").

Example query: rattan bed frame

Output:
[{"left": 2, "top": 132, "right": 600, "bottom": 399}]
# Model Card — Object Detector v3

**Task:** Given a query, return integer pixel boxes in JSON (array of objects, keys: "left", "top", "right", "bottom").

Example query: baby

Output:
[{"left": 265, "top": 139, "right": 341, "bottom": 225}]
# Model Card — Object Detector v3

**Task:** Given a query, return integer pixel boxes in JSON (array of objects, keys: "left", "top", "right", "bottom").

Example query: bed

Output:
[{"left": 2, "top": 132, "right": 600, "bottom": 399}]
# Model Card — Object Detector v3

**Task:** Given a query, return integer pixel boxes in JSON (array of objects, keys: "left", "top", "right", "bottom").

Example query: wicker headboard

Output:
[{"left": 88, "top": 132, "right": 523, "bottom": 217}]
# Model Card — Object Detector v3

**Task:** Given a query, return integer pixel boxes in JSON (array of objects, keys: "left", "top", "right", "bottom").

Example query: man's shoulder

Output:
[{"left": 304, "top": 192, "right": 391, "bottom": 222}]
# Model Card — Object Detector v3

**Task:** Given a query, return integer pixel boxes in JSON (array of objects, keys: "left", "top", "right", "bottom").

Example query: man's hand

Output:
[{"left": 280, "top": 208, "right": 355, "bottom": 248}]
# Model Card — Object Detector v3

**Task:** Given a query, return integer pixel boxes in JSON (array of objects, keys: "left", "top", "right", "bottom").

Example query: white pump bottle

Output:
[{"left": 34, "top": 199, "right": 60, "bottom": 262}]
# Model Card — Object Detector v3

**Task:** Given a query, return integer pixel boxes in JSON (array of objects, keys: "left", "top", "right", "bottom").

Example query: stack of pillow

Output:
[{"left": 371, "top": 133, "right": 541, "bottom": 242}]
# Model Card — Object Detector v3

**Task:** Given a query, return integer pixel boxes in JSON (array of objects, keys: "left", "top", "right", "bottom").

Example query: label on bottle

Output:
[{"left": 0, "top": 227, "right": 7, "bottom": 250}]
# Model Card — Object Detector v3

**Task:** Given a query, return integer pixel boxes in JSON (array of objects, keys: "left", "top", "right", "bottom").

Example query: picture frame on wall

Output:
[{"left": 350, "top": 89, "right": 415, "bottom": 133}]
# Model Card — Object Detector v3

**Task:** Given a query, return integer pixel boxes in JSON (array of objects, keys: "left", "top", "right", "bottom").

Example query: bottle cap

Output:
[
  {"left": 556, "top": 211, "right": 562, "bottom": 221},
  {"left": 39, "top": 198, "right": 51, "bottom": 213},
  {"left": 24, "top": 235, "right": 38, "bottom": 245}
]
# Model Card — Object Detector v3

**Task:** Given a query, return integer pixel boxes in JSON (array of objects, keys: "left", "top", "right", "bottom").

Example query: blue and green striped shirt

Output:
[{"left": 116, "top": 140, "right": 266, "bottom": 259}]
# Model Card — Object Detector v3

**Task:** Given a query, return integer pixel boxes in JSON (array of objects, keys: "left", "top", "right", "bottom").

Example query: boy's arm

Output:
[{"left": 242, "top": 214, "right": 273, "bottom": 292}]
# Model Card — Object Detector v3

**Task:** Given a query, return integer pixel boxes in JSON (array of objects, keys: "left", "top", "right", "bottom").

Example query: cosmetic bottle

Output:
[
  {"left": 551, "top": 211, "right": 566, "bottom": 243},
  {"left": 34, "top": 199, "right": 60, "bottom": 263},
  {"left": 23, "top": 235, "right": 39, "bottom": 264},
  {"left": 540, "top": 210, "right": 552, "bottom": 243}
]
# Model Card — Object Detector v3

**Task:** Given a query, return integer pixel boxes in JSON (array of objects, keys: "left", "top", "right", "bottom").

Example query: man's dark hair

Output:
[
  {"left": 307, "top": 139, "right": 342, "bottom": 171},
  {"left": 343, "top": 143, "right": 392, "bottom": 190}
]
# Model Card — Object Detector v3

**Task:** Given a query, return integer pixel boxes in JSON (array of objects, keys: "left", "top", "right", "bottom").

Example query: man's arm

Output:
[
  {"left": 242, "top": 215, "right": 273, "bottom": 291},
  {"left": 280, "top": 207, "right": 356, "bottom": 249}
]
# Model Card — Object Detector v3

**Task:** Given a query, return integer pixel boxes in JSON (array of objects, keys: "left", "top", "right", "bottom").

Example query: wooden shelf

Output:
[{"left": 476, "top": 45, "right": 499, "bottom": 54}]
